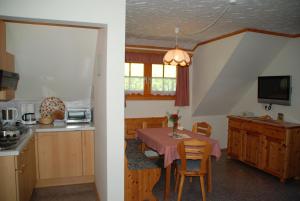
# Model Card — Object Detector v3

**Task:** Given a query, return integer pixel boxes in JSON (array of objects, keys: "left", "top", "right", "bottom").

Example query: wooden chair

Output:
[
  {"left": 192, "top": 122, "right": 212, "bottom": 137},
  {"left": 175, "top": 139, "right": 211, "bottom": 201}
]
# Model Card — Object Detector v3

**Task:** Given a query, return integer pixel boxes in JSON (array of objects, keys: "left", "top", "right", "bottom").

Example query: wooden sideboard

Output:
[{"left": 227, "top": 115, "right": 300, "bottom": 182}]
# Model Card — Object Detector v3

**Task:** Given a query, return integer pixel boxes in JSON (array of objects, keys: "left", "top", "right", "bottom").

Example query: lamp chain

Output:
[{"left": 175, "top": 27, "right": 179, "bottom": 48}]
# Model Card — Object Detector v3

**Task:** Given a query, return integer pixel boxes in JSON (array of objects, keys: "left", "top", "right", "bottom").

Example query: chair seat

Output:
[{"left": 176, "top": 159, "right": 201, "bottom": 171}]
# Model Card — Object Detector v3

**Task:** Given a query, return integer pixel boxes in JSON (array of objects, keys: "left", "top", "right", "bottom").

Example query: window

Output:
[
  {"left": 151, "top": 64, "right": 176, "bottom": 95},
  {"left": 125, "top": 62, "right": 177, "bottom": 100},
  {"left": 125, "top": 63, "right": 144, "bottom": 94}
]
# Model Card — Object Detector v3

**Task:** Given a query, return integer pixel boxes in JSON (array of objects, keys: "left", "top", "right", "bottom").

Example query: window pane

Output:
[
  {"left": 164, "top": 65, "right": 176, "bottom": 78},
  {"left": 151, "top": 78, "right": 163, "bottom": 91},
  {"left": 131, "top": 63, "right": 144, "bottom": 76},
  {"left": 152, "top": 64, "right": 163, "bottom": 77},
  {"left": 124, "top": 63, "right": 130, "bottom": 76},
  {"left": 163, "top": 78, "right": 176, "bottom": 91},
  {"left": 129, "top": 77, "right": 144, "bottom": 91},
  {"left": 124, "top": 77, "right": 130, "bottom": 90}
]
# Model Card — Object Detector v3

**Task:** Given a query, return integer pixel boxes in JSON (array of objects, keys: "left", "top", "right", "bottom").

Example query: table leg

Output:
[
  {"left": 164, "top": 164, "right": 171, "bottom": 200},
  {"left": 207, "top": 156, "right": 212, "bottom": 192}
]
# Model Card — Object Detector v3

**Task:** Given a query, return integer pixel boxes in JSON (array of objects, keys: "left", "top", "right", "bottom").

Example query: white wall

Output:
[
  {"left": 125, "top": 100, "right": 191, "bottom": 128},
  {"left": 0, "top": 1, "right": 125, "bottom": 201},
  {"left": 92, "top": 28, "right": 108, "bottom": 201},
  {"left": 193, "top": 32, "right": 288, "bottom": 116},
  {"left": 231, "top": 38, "right": 300, "bottom": 123},
  {"left": 6, "top": 22, "right": 97, "bottom": 101},
  {"left": 192, "top": 34, "right": 244, "bottom": 113}
]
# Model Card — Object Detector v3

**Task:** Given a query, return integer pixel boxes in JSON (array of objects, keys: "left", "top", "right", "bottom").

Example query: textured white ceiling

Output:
[{"left": 126, "top": 0, "right": 300, "bottom": 49}]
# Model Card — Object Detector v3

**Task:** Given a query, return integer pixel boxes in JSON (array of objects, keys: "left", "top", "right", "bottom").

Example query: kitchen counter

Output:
[
  {"left": 0, "top": 129, "right": 34, "bottom": 157},
  {"left": 34, "top": 123, "right": 95, "bottom": 132},
  {"left": 0, "top": 123, "right": 95, "bottom": 157}
]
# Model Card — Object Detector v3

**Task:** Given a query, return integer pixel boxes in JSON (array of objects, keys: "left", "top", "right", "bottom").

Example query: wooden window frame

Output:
[{"left": 125, "top": 63, "right": 176, "bottom": 100}]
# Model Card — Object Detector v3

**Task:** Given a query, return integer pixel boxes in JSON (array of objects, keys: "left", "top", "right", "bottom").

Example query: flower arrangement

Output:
[{"left": 167, "top": 110, "right": 181, "bottom": 129}]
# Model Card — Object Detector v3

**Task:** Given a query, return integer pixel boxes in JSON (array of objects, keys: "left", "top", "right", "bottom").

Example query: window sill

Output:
[{"left": 126, "top": 94, "right": 175, "bottom": 100}]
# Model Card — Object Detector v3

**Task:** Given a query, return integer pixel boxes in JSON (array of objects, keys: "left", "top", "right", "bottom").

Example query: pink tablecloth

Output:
[{"left": 137, "top": 127, "right": 222, "bottom": 168}]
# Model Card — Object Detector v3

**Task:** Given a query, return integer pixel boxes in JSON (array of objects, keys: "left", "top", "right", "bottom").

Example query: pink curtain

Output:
[
  {"left": 175, "top": 67, "right": 189, "bottom": 106},
  {"left": 125, "top": 52, "right": 164, "bottom": 63}
]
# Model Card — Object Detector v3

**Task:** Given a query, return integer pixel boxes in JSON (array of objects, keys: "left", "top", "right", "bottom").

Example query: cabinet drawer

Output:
[{"left": 262, "top": 126, "right": 285, "bottom": 140}]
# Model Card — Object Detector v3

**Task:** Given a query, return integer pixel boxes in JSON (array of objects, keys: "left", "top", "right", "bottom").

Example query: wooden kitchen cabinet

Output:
[
  {"left": 37, "top": 131, "right": 83, "bottom": 179},
  {"left": 227, "top": 116, "right": 300, "bottom": 181},
  {"left": 0, "top": 136, "right": 36, "bottom": 201},
  {"left": 35, "top": 130, "right": 95, "bottom": 187},
  {"left": 0, "top": 20, "right": 16, "bottom": 101},
  {"left": 82, "top": 130, "right": 95, "bottom": 176}
]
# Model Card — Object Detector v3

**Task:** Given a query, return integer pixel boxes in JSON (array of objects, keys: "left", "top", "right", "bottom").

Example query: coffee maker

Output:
[{"left": 21, "top": 103, "right": 37, "bottom": 125}]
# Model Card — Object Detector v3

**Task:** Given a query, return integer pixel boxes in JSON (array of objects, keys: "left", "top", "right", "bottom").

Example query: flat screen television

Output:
[{"left": 258, "top": 76, "right": 291, "bottom": 105}]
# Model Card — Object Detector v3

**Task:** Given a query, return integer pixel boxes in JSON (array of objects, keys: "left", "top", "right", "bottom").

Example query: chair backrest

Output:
[
  {"left": 177, "top": 139, "right": 211, "bottom": 174},
  {"left": 192, "top": 122, "right": 212, "bottom": 137}
]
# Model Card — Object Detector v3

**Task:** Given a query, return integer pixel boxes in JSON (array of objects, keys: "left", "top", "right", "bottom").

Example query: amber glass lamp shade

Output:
[{"left": 163, "top": 48, "right": 191, "bottom": 67}]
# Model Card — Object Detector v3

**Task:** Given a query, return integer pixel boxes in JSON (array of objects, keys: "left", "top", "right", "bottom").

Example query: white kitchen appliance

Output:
[
  {"left": 1, "top": 108, "right": 18, "bottom": 123},
  {"left": 65, "top": 108, "right": 92, "bottom": 124},
  {"left": 21, "top": 103, "right": 37, "bottom": 125}
]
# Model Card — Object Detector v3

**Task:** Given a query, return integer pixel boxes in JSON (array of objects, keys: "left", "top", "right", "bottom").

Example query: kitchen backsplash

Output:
[{"left": 0, "top": 99, "right": 91, "bottom": 121}]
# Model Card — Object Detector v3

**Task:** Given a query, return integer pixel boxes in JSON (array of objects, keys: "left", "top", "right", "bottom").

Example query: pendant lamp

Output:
[{"left": 163, "top": 27, "right": 191, "bottom": 67}]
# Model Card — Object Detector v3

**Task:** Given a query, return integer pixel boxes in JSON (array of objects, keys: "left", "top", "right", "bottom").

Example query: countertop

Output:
[
  {"left": 0, "top": 129, "right": 34, "bottom": 157},
  {"left": 34, "top": 123, "right": 95, "bottom": 132},
  {"left": 0, "top": 123, "right": 95, "bottom": 157}
]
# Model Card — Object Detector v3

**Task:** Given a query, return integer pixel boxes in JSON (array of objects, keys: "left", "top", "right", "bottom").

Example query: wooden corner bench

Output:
[
  {"left": 125, "top": 139, "right": 161, "bottom": 201},
  {"left": 125, "top": 116, "right": 168, "bottom": 139}
]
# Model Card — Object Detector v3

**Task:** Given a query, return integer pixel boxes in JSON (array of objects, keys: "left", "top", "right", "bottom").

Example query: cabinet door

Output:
[
  {"left": 37, "top": 131, "right": 83, "bottom": 179},
  {"left": 82, "top": 131, "right": 94, "bottom": 176},
  {"left": 0, "top": 157, "right": 17, "bottom": 201},
  {"left": 227, "top": 127, "right": 243, "bottom": 159},
  {"left": 262, "top": 136, "right": 284, "bottom": 177},
  {"left": 242, "top": 131, "right": 260, "bottom": 166},
  {"left": 16, "top": 137, "right": 36, "bottom": 201}
]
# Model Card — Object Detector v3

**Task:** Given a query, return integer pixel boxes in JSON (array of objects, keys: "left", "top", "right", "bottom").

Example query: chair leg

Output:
[
  {"left": 174, "top": 169, "right": 180, "bottom": 192},
  {"left": 177, "top": 175, "right": 185, "bottom": 201},
  {"left": 200, "top": 176, "right": 206, "bottom": 201}
]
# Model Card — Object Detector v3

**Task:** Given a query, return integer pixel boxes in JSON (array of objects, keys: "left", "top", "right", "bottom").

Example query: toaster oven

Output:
[{"left": 65, "top": 108, "right": 92, "bottom": 124}]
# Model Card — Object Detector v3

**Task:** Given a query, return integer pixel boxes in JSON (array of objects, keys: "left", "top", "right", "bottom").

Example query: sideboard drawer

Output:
[
  {"left": 229, "top": 119, "right": 242, "bottom": 129},
  {"left": 242, "top": 122, "right": 263, "bottom": 133},
  {"left": 263, "top": 126, "right": 285, "bottom": 140}
]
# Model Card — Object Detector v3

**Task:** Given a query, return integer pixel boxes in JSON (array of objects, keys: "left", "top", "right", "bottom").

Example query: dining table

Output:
[{"left": 136, "top": 127, "right": 222, "bottom": 200}]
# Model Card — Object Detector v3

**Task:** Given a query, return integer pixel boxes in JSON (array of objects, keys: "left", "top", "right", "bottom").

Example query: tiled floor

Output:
[{"left": 31, "top": 151, "right": 300, "bottom": 201}]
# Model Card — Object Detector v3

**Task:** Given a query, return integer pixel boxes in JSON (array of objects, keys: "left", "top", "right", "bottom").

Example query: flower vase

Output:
[{"left": 173, "top": 121, "right": 178, "bottom": 136}]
